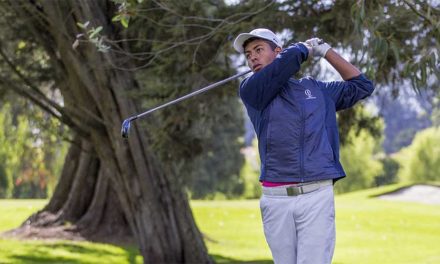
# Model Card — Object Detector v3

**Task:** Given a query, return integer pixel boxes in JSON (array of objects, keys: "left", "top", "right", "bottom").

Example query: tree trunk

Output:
[
  {"left": 23, "top": 135, "right": 132, "bottom": 244},
  {"left": 7, "top": 1, "right": 212, "bottom": 263}
]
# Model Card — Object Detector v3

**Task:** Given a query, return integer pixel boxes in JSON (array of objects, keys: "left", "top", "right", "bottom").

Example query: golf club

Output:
[{"left": 121, "top": 69, "right": 252, "bottom": 138}]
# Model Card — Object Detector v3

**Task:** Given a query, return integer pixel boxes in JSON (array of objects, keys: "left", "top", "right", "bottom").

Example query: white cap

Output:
[{"left": 233, "top": 28, "right": 282, "bottom": 53}]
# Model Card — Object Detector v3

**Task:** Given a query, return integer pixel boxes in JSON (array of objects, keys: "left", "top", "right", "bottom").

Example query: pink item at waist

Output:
[{"left": 261, "top": 181, "right": 299, "bottom": 187}]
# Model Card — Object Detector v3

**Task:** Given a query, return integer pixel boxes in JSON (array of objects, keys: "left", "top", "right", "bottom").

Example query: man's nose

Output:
[{"left": 250, "top": 52, "right": 258, "bottom": 62}]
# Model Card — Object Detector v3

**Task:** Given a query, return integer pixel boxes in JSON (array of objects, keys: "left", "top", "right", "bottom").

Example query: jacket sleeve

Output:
[
  {"left": 319, "top": 74, "right": 374, "bottom": 111},
  {"left": 239, "top": 43, "right": 309, "bottom": 110}
]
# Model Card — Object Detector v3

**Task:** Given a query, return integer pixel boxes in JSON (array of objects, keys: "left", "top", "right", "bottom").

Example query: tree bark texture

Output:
[{"left": 7, "top": 1, "right": 212, "bottom": 263}]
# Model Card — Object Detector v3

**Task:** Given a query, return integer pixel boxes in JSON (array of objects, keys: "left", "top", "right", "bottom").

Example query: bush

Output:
[
  {"left": 239, "top": 140, "right": 262, "bottom": 199},
  {"left": 0, "top": 165, "right": 8, "bottom": 198},
  {"left": 374, "top": 155, "right": 400, "bottom": 186},
  {"left": 335, "top": 130, "right": 383, "bottom": 193},
  {"left": 395, "top": 126, "right": 440, "bottom": 182}
]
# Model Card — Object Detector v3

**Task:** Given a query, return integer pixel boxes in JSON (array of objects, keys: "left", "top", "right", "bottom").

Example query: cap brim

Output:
[{"left": 233, "top": 33, "right": 260, "bottom": 53}]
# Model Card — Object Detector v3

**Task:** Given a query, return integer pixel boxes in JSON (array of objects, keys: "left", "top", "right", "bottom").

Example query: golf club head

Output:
[{"left": 121, "top": 118, "right": 132, "bottom": 138}]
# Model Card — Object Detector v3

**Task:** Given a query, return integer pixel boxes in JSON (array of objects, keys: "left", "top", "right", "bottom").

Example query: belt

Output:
[{"left": 262, "top": 180, "right": 332, "bottom": 196}]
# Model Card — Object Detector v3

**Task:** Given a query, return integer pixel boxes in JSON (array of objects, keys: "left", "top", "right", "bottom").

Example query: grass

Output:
[
  {"left": 193, "top": 200, "right": 270, "bottom": 263},
  {"left": 1, "top": 184, "right": 440, "bottom": 263},
  {"left": 0, "top": 239, "right": 141, "bottom": 264},
  {"left": 0, "top": 200, "right": 142, "bottom": 264},
  {"left": 332, "top": 186, "right": 440, "bottom": 264}
]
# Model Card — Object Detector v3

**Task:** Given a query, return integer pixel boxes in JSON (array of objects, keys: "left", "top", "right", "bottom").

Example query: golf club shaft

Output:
[{"left": 130, "top": 70, "right": 252, "bottom": 121}]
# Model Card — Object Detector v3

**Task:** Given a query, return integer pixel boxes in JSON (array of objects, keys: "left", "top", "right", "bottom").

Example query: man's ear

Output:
[{"left": 275, "top": 46, "right": 282, "bottom": 54}]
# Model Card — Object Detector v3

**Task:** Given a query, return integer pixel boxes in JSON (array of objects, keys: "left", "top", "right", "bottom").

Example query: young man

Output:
[{"left": 233, "top": 28, "right": 374, "bottom": 264}]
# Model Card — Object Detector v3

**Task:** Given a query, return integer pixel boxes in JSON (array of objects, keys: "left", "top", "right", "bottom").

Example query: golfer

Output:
[{"left": 233, "top": 28, "right": 374, "bottom": 264}]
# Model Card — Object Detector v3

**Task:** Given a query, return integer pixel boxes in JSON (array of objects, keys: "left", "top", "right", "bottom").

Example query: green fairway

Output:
[
  {"left": 332, "top": 186, "right": 440, "bottom": 264},
  {"left": 1, "top": 185, "right": 439, "bottom": 263},
  {"left": 0, "top": 200, "right": 143, "bottom": 264}
]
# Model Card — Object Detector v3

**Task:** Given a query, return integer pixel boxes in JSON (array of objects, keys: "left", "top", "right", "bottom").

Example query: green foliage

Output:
[
  {"left": 47, "top": 141, "right": 68, "bottom": 197},
  {"left": 395, "top": 126, "right": 440, "bottom": 182},
  {"left": 374, "top": 155, "right": 400, "bottom": 186},
  {"left": 349, "top": 1, "right": 440, "bottom": 91},
  {"left": 336, "top": 128, "right": 384, "bottom": 194},
  {"left": 74, "top": 21, "right": 110, "bottom": 52},
  {"left": 110, "top": 0, "right": 142, "bottom": 28},
  {"left": 334, "top": 106, "right": 385, "bottom": 193},
  {"left": 139, "top": 68, "right": 246, "bottom": 198},
  {"left": 0, "top": 103, "right": 68, "bottom": 198},
  {"left": 0, "top": 5, "right": 69, "bottom": 199},
  {"left": 431, "top": 98, "right": 440, "bottom": 126},
  {"left": 239, "top": 160, "right": 261, "bottom": 199},
  {"left": 239, "top": 140, "right": 262, "bottom": 199},
  {"left": 337, "top": 105, "right": 383, "bottom": 146},
  {"left": 0, "top": 166, "right": 7, "bottom": 198},
  {"left": 0, "top": 103, "right": 27, "bottom": 198}
]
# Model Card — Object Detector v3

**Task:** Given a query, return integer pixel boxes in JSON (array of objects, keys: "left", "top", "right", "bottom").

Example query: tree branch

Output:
[
  {"left": 0, "top": 44, "right": 109, "bottom": 136},
  {"left": 0, "top": 77, "right": 91, "bottom": 139},
  {"left": 103, "top": 0, "right": 276, "bottom": 71},
  {"left": 1, "top": 77, "right": 62, "bottom": 120},
  {"left": 402, "top": 0, "right": 440, "bottom": 31},
  {"left": 0, "top": 46, "right": 66, "bottom": 114}
]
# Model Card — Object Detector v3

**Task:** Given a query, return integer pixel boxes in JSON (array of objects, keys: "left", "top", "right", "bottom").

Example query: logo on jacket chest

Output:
[{"left": 305, "top": 89, "right": 316, "bottom": 100}]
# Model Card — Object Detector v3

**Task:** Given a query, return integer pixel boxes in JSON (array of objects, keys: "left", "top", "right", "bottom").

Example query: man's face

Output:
[{"left": 244, "top": 39, "right": 281, "bottom": 73}]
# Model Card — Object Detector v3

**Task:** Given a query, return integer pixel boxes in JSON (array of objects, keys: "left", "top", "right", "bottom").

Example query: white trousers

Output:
[{"left": 260, "top": 185, "right": 335, "bottom": 264}]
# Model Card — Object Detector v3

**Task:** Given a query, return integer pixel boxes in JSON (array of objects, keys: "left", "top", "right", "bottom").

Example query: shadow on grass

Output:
[
  {"left": 212, "top": 254, "right": 273, "bottom": 264},
  {"left": 4, "top": 241, "right": 141, "bottom": 264},
  {"left": 4, "top": 241, "right": 276, "bottom": 264}
]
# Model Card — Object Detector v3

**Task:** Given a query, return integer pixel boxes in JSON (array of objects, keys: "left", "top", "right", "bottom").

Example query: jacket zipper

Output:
[{"left": 300, "top": 97, "right": 305, "bottom": 182}]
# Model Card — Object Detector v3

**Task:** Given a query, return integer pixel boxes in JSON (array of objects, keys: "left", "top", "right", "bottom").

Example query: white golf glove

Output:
[{"left": 305, "top": 38, "right": 331, "bottom": 59}]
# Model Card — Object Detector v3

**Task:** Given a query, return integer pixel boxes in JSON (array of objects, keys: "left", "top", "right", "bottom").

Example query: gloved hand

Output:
[{"left": 305, "top": 38, "right": 331, "bottom": 59}]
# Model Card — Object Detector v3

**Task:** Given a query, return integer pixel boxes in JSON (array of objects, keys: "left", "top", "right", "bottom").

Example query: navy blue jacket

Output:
[{"left": 239, "top": 43, "right": 374, "bottom": 183}]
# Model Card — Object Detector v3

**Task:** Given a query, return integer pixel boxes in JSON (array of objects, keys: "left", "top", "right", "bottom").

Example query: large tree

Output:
[
  {"left": 0, "top": 0, "right": 274, "bottom": 263},
  {"left": 0, "top": 0, "right": 438, "bottom": 263},
  {"left": 4, "top": 0, "right": 210, "bottom": 261}
]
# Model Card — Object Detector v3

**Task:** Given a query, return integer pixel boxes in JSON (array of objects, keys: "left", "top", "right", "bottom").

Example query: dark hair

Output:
[{"left": 243, "top": 37, "right": 278, "bottom": 52}]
